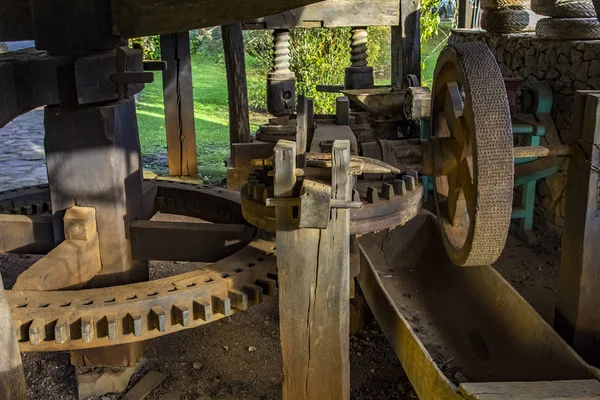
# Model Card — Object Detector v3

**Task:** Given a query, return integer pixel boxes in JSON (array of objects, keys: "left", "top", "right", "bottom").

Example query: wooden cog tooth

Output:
[
  {"left": 127, "top": 312, "right": 143, "bottom": 337},
  {"left": 254, "top": 183, "right": 266, "bottom": 202},
  {"left": 173, "top": 303, "right": 190, "bottom": 327},
  {"left": 352, "top": 189, "right": 361, "bottom": 202},
  {"left": 54, "top": 318, "right": 69, "bottom": 344},
  {"left": 256, "top": 277, "right": 278, "bottom": 297},
  {"left": 193, "top": 299, "right": 213, "bottom": 321},
  {"left": 211, "top": 295, "right": 231, "bottom": 316},
  {"left": 367, "top": 186, "right": 379, "bottom": 203},
  {"left": 243, "top": 284, "right": 264, "bottom": 305},
  {"left": 151, "top": 307, "right": 167, "bottom": 332},
  {"left": 394, "top": 179, "right": 407, "bottom": 196},
  {"left": 106, "top": 314, "right": 118, "bottom": 340},
  {"left": 29, "top": 318, "right": 45, "bottom": 345},
  {"left": 228, "top": 289, "right": 249, "bottom": 311},
  {"left": 381, "top": 183, "right": 395, "bottom": 200},
  {"left": 402, "top": 175, "right": 416, "bottom": 191},
  {"left": 267, "top": 272, "right": 279, "bottom": 283},
  {"left": 81, "top": 316, "right": 93, "bottom": 343},
  {"left": 13, "top": 320, "right": 23, "bottom": 342}
]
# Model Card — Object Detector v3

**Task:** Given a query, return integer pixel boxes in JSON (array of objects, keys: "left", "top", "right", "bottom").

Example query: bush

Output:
[
  {"left": 245, "top": 27, "right": 390, "bottom": 114},
  {"left": 129, "top": 36, "right": 161, "bottom": 60}
]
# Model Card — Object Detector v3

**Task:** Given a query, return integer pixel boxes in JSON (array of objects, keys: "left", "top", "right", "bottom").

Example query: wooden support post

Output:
[
  {"left": 555, "top": 91, "right": 600, "bottom": 364},
  {"left": 391, "top": 0, "right": 421, "bottom": 87},
  {"left": 458, "top": 0, "right": 475, "bottom": 28},
  {"left": 0, "top": 274, "right": 27, "bottom": 400},
  {"left": 161, "top": 32, "right": 198, "bottom": 177},
  {"left": 276, "top": 139, "right": 351, "bottom": 399},
  {"left": 44, "top": 98, "right": 148, "bottom": 368},
  {"left": 222, "top": 23, "right": 250, "bottom": 146}
]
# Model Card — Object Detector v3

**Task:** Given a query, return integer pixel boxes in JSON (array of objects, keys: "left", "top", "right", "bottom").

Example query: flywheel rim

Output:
[{"left": 431, "top": 43, "right": 514, "bottom": 267}]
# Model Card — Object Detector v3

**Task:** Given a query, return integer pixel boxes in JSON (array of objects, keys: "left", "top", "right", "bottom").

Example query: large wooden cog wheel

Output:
[{"left": 431, "top": 43, "right": 514, "bottom": 267}]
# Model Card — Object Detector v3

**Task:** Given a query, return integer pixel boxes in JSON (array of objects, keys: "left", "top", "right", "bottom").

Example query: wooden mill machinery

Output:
[{"left": 2, "top": 0, "right": 600, "bottom": 399}]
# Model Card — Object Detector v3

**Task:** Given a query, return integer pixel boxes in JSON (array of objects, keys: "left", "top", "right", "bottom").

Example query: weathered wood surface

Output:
[
  {"left": 391, "top": 0, "right": 421, "bottom": 86},
  {"left": 114, "top": 0, "right": 323, "bottom": 38},
  {"left": 0, "top": 274, "right": 27, "bottom": 400},
  {"left": 14, "top": 207, "right": 102, "bottom": 291},
  {"left": 243, "top": 0, "right": 399, "bottom": 29},
  {"left": 556, "top": 91, "right": 600, "bottom": 364},
  {"left": 0, "top": 0, "right": 33, "bottom": 41},
  {"left": 222, "top": 23, "right": 251, "bottom": 146},
  {"left": 276, "top": 139, "right": 351, "bottom": 399},
  {"left": 460, "top": 380, "right": 600, "bottom": 399},
  {"left": 130, "top": 220, "right": 254, "bottom": 262},
  {"left": 122, "top": 370, "right": 166, "bottom": 400},
  {"left": 0, "top": 214, "right": 54, "bottom": 254},
  {"left": 161, "top": 33, "right": 199, "bottom": 177}
]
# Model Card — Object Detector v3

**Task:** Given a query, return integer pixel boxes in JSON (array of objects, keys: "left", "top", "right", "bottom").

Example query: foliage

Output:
[
  {"left": 129, "top": 36, "right": 161, "bottom": 60},
  {"left": 244, "top": 27, "right": 390, "bottom": 114},
  {"left": 420, "top": 0, "right": 443, "bottom": 76}
]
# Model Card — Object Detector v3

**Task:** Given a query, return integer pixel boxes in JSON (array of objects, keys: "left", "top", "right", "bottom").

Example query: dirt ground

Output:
[{"left": 0, "top": 218, "right": 562, "bottom": 400}]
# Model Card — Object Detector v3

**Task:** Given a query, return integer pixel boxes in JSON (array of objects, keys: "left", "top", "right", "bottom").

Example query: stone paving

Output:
[{"left": 0, "top": 109, "right": 48, "bottom": 191}]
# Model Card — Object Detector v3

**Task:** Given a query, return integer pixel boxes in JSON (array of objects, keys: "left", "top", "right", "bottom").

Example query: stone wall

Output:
[{"left": 449, "top": 29, "right": 600, "bottom": 232}]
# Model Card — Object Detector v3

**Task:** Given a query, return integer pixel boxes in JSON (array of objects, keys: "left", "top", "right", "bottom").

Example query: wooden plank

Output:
[
  {"left": 276, "top": 139, "right": 351, "bottom": 399},
  {"left": 556, "top": 92, "right": 600, "bottom": 364},
  {"left": 243, "top": 0, "right": 399, "bottom": 29},
  {"left": 161, "top": 32, "right": 198, "bottom": 177},
  {"left": 64, "top": 206, "right": 97, "bottom": 241},
  {"left": 129, "top": 220, "right": 254, "bottom": 262},
  {"left": 0, "top": 0, "right": 33, "bottom": 41},
  {"left": 460, "top": 380, "right": 600, "bottom": 399},
  {"left": 0, "top": 273, "right": 27, "bottom": 400},
  {"left": 114, "top": 0, "right": 323, "bottom": 38},
  {"left": 13, "top": 234, "right": 102, "bottom": 291},
  {"left": 0, "top": 214, "right": 54, "bottom": 254},
  {"left": 391, "top": 0, "right": 421, "bottom": 86},
  {"left": 222, "top": 23, "right": 251, "bottom": 146},
  {"left": 122, "top": 370, "right": 167, "bottom": 400},
  {"left": 232, "top": 142, "right": 276, "bottom": 168}
]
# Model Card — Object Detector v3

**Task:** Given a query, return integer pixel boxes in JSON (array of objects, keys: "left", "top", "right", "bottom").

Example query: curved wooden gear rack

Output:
[{"left": 1, "top": 180, "right": 278, "bottom": 352}]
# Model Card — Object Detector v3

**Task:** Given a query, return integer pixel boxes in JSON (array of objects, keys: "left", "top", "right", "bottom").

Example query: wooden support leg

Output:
[
  {"left": 391, "top": 0, "right": 421, "bottom": 87},
  {"left": 0, "top": 274, "right": 27, "bottom": 400},
  {"left": 160, "top": 32, "right": 198, "bottom": 177},
  {"left": 276, "top": 140, "right": 351, "bottom": 399},
  {"left": 44, "top": 98, "right": 148, "bottom": 372},
  {"left": 222, "top": 22, "right": 250, "bottom": 146},
  {"left": 555, "top": 91, "right": 600, "bottom": 364}
]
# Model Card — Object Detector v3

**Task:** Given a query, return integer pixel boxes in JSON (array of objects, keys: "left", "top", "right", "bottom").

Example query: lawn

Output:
[{"left": 136, "top": 24, "right": 451, "bottom": 182}]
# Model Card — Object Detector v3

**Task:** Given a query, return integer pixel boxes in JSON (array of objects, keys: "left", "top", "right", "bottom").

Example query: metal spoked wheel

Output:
[{"left": 431, "top": 43, "right": 514, "bottom": 267}]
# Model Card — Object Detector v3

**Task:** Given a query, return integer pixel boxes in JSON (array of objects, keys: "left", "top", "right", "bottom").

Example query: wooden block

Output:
[
  {"left": 81, "top": 316, "right": 93, "bottom": 343},
  {"left": 54, "top": 318, "right": 70, "bottom": 344},
  {"left": 231, "top": 142, "right": 276, "bottom": 168},
  {"left": 242, "top": 284, "right": 264, "bottom": 305},
  {"left": 193, "top": 300, "right": 212, "bottom": 321},
  {"left": 172, "top": 304, "right": 190, "bottom": 327},
  {"left": 0, "top": 214, "right": 54, "bottom": 254},
  {"left": 128, "top": 312, "right": 143, "bottom": 337},
  {"left": 228, "top": 289, "right": 248, "bottom": 311},
  {"left": 64, "top": 206, "right": 97, "bottom": 240},
  {"left": 460, "top": 380, "right": 600, "bottom": 399},
  {"left": 256, "top": 277, "right": 278, "bottom": 297},
  {"left": 29, "top": 318, "right": 45, "bottom": 345},
  {"left": 0, "top": 0, "right": 33, "bottom": 41},
  {"left": 13, "top": 234, "right": 101, "bottom": 291},
  {"left": 150, "top": 307, "right": 166, "bottom": 332},
  {"left": 130, "top": 221, "right": 253, "bottom": 262},
  {"left": 299, "top": 179, "right": 332, "bottom": 229},
  {"left": 107, "top": 314, "right": 118, "bottom": 340},
  {"left": 122, "top": 370, "right": 166, "bottom": 400},
  {"left": 211, "top": 295, "right": 231, "bottom": 316}
]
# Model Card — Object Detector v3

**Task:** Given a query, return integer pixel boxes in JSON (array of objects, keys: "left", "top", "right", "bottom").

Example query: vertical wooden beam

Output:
[
  {"left": 222, "top": 23, "right": 250, "bottom": 146},
  {"left": 0, "top": 274, "right": 27, "bottom": 400},
  {"left": 458, "top": 0, "right": 475, "bottom": 28},
  {"left": 555, "top": 91, "right": 600, "bottom": 364},
  {"left": 161, "top": 32, "right": 198, "bottom": 177},
  {"left": 276, "top": 139, "right": 351, "bottom": 399},
  {"left": 391, "top": 0, "right": 421, "bottom": 87}
]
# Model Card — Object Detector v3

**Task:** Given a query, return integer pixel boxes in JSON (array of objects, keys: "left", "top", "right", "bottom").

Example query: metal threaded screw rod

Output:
[{"left": 350, "top": 27, "right": 369, "bottom": 68}]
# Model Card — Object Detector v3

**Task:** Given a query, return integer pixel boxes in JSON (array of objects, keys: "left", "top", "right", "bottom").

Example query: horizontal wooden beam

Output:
[
  {"left": 0, "top": 214, "right": 54, "bottom": 254},
  {"left": 113, "top": 0, "right": 323, "bottom": 38},
  {"left": 130, "top": 220, "right": 255, "bottom": 262},
  {"left": 243, "top": 0, "right": 399, "bottom": 29}
]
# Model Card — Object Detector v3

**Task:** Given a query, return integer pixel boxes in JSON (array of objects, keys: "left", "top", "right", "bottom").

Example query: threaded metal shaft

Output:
[{"left": 350, "top": 27, "right": 368, "bottom": 68}]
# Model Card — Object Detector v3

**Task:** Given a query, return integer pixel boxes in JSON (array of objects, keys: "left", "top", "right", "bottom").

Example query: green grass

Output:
[{"left": 136, "top": 24, "right": 451, "bottom": 182}]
